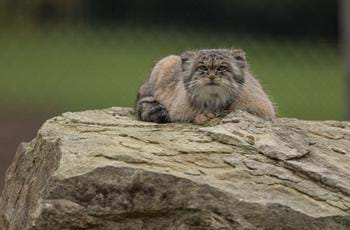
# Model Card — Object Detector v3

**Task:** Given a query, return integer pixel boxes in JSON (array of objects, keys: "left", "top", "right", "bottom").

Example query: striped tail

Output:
[{"left": 136, "top": 96, "right": 170, "bottom": 123}]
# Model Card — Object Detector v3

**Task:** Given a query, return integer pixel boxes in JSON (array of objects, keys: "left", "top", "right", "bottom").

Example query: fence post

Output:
[{"left": 340, "top": 0, "right": 350, "bottom": 120}]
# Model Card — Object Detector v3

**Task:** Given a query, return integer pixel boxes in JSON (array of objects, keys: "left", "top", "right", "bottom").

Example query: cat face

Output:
[{"left": 181, "top": 49, "right": 247, "bottom": 112}]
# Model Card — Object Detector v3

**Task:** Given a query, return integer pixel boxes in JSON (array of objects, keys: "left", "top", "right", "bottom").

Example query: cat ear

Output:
[
  {"left": 180, "top": 51, "right": 196, "bottom": 70},
  {"left": 231, "top": 49, "right": 247, "bottom": 68}
]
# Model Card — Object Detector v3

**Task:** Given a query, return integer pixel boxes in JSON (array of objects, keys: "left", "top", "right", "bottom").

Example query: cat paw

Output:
[{"left": 193, "top": 113, "right": 218, "bottom": 125}]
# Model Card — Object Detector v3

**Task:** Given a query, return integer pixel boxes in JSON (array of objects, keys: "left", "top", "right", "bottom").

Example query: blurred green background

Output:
[
  {"left": 0, "top": 29, "right": 342, "bottom": 119},
  {"left": 0, "top": 0, "right": 344, "bottom": 191}
]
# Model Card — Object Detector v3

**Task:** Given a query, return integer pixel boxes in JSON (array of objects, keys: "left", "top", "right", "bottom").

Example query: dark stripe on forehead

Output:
[
  {"left": 198, "top": 51, "right": 229, "bottom": 60},
  {"left": 197, "top": 54, "right": 228, "bottom": 67}
]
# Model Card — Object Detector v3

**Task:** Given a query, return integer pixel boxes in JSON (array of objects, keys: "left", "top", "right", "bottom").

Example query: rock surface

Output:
[{"left": 1, "top": 107, "right": 350, "bottom": 230}]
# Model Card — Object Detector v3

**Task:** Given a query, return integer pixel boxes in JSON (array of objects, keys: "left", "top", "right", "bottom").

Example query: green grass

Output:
[{"left": 0, "top": 27, "right": 344, "bottom": 120}]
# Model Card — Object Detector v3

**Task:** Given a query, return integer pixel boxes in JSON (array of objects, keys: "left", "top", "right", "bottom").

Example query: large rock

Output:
[{"left": 1, "top": 107, "right": 350, "bottom": 230}]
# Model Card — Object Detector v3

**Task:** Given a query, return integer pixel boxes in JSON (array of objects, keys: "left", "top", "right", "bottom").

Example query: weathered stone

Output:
[{"left": 1, "top": 107, "right": 350, "bottom": 229}]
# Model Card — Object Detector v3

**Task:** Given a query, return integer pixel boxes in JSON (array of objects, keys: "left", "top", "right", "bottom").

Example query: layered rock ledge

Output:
[{"left": 1, "top": 107, "right": 350, "bottom": 229}]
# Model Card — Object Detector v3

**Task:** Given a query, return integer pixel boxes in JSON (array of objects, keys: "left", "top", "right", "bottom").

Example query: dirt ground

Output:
[{"left": 0, "top": 113, "right": 54, "bottom": 192}]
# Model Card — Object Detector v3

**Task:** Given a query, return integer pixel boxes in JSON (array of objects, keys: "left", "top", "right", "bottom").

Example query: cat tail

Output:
[{"left": 135, "top": 81, "right": 170, "bottom": 123}]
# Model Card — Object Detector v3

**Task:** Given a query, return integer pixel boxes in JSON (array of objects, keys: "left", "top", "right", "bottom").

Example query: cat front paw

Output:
[{"left": 193, "top": 113, "right": 218, "bottom": 125}]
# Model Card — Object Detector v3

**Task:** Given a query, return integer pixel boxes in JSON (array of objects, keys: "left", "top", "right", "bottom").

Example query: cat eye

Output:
[
  {"left": 217, "top": 66, "right": 228, "bottom": 72},
  {"left": 197, "top": 66, "right": 208, "bottom": 72},
  {"left": 234, "top": 55, "right": 244, "bottom": 61}
]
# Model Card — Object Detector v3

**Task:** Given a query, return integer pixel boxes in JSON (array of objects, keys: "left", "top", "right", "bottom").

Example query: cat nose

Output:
[{"left": 208, "top": 75, "right": 216, "bottom": 80}]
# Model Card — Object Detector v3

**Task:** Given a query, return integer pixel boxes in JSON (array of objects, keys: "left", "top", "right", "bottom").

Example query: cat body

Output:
[{"left": 136, "top": 49, "right": 275, "bottom": 124}]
